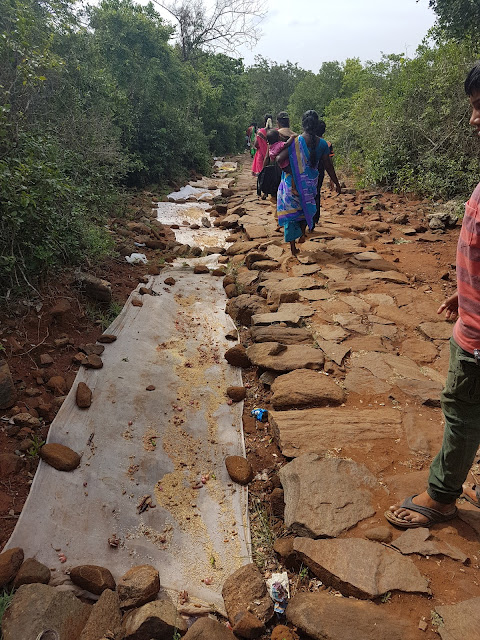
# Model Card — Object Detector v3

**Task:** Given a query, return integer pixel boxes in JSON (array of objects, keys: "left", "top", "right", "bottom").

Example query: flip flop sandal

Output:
[
  {"left": 461, "top": 484, "right": 480, "bottom": 508},
  {"left": 384, "top": 494, "right": 458, "bottom": 529}
]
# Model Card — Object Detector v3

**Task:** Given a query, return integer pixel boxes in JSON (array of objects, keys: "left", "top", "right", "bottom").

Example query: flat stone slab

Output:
[
  {"left": 344, "top": 368, "right": 392, "bottom": 395},
  {"left": 391, "top": 528, "right": 468, "bottom": 562},
  {"left": 320, "top": 266, "right": 350, "bottom": 282},
  {"left": 354, "top": 251, "right": 383, "bottom": 261},
  {"left": 315, "top": 340, "right": 350, "bottom": 365},
  {"left": 279, "top": 455, "right": 377, "bottom": 537},
  {"left": 254, "top": 260, "right": 280, "bottom": 271},
  {"left": 236, "top": 271, "right": 259, "bottom": 289},
  {"left": 418, "top": 321, "right": 453, "bottom": 340},
  {"left": 344, "top": 335, "right": 392, "bottom": 352},
  {"left": 271, "top": 369, "right": 346, "bottom": 410},
  {"left": 365, "top": 270, "right": 409, "bottom": 284},
  {"left": 270, "top": 408, "right": 402, "bottom": 458},
  {"left": 435, "top": 597, "right": 480, "bottom": 640},
  {"left": 338, "top": 294, "right": 371, "bottom": 314},
  {"left": 395, "top": 377, "right": 443, "bottom": 406},
  {"left": 294, "top": 538, "right": 430, "bottom": 599},
  {"left": 244, "top": 224, "right": 276, "bottom": 240},
  {"left": 262, "top": 277, "right": 323, "bottom": 294},
  {"left": 326, "top": 238, "right": 366, "bottom": 254},
  {"left": 313, "top": 324, "right": 350, "bottom": 342},
  {"left": 265, "top": 244, "right": 284, "bottom": 261},
  {"left": 252, "top": 312, "right": 302, "bottom": 326},
  {"left": 286, "top": 591, "right": 420, "bottom": 640},
  {"left": 350, "top": 352, "right": 432, "bottom": 383},
  {"left": 400, "top": 337, "right": 438, "bottom": 363},
  {"left": 277, "top": 303, "right": 315, "bottom": 318},
  {"left": 250, "top": 326, "right": 313, "bottom": 345},
  {"left": 226, "top": 240, "right": 260, "bottom": 256},
  {"left": 246, "top": 343, "right": 324, "bottom": 372},
  {"left": 299, "top": 289, "right": 330, "bottom": 301},
  {"left": 291, "top": 264, "right": 323, "bottom": 277},
  {"left": 333, "top": 312, "right": 367, "bottom": 333},
  {"left": 362, "top": 293, "right": 395, "bottom": 306}
]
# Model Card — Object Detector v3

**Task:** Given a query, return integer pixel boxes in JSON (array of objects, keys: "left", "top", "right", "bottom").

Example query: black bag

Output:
[{"left": 257, "top": 164, "right": 282, "bottom": 197}]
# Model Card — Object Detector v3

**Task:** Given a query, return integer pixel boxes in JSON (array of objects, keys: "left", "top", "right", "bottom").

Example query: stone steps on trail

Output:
[{"left": 269, "top": 407, "right": 403, "bottom": 458}]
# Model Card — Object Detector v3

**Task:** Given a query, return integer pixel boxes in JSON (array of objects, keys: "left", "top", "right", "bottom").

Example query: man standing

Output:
[{"left": 386, "top": 63, "right": 480, "bottom": 528}]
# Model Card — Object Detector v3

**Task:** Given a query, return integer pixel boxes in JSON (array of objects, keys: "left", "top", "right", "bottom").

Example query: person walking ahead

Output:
[{"left": 386, "top": 62, "right": 480, "bottom": 528}]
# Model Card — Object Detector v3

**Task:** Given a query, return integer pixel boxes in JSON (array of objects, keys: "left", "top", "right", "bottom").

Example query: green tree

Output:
[
  {"left": 88, "top": 0, "right": 210, "bottom": 184},
  {"left": 427, "top": 0, "right": 480, "bottom": 40},
  {"left": 289, "top": 61, "right": 343, "bottom": 128},
  {"left": 246, "top": 56, "right": 308, "bottom": 125},
  {"left": 196, "top": 53, "right": 248, "bottom": 154}
]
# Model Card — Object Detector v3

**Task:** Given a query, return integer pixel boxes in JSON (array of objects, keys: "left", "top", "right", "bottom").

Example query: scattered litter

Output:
[
  {"left": 108, "top": 534, "right": 120, "bottom": 548},
  {"left": 137, "top": 494, "right": 156, "bottom": 514},
  {"left": 134, "top": 242, "right": 146, "bottom": 247},
  {"left": 266, "top": 572, "right": 290, "bottom": 614},
  {"left": 125, "top": 253, "right": 148, "bottom": 264},
  {"left": 251, "top": 407, "right": 268, "bottom": 422}
]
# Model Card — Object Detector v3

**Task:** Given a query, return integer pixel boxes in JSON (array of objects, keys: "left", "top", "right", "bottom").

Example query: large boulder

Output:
[
  {"left": 279, "top": 454, "right": 377, "bottom": 538},
  {"left": 286, "top": 591, "right": 420, "bottom": 640},
  {"left": 225, "top": 295, "right": 268, "bottom": 326},
  {"left": 271, "top": 369, "right": 346, "bottom": 410},
  {"left": 2, "top": 583, "right": 91, "bottom": 640}
]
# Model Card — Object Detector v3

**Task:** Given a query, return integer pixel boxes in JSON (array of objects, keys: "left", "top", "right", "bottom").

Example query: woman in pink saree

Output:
[{"left": 252, "top": 114, "right": 273, "bottom": 176}]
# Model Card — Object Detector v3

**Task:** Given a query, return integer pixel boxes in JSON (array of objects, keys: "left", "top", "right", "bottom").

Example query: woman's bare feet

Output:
[
  {"left": 298, "top": 234, "right": 306, "bottom": 244},
  {"left": 388, "top": 491, "right": 456, "bottom": 525}
]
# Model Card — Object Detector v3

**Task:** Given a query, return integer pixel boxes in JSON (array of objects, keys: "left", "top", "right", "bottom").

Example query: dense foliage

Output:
[
  {"left": 324, "top": 42, "right": 480, "bottom": 198},
  {"left": 0, "top": 0, "right": 248, "bottom": 293},
  {"left": 1, "top": 0, "right": 480, "bottom": 295}
]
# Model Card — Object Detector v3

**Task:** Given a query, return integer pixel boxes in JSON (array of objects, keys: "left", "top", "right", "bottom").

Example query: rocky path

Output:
[{"left": 221, "top": 159, "right": 480, "bottom": 639}]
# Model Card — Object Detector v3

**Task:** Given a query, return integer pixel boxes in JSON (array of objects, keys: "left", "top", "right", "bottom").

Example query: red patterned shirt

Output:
[{"left": 454, "top": 182, "right": 480, "bottom": 354}]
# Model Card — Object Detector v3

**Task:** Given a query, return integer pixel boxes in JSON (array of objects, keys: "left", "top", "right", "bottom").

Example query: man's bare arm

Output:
[
  {"left": 323, "top": 154, "right": 341, "bottom": 194},
  {"left": 438, "top": 291, "right": 459, "bottom": 320}
]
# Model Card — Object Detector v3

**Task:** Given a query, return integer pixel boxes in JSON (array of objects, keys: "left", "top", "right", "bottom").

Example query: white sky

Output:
[{"left": 238, "top": 0, "right": 437, "bottom": 70}]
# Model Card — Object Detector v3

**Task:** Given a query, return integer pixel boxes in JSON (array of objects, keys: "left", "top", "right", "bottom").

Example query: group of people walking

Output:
[{"left": 249, "top": 110, "right": 341, "bottom": 255}]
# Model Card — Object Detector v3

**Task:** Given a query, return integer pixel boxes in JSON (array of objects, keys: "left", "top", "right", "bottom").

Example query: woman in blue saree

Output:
[{"left": 276, "top": 110, "right": 341, "bottom": 255}]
